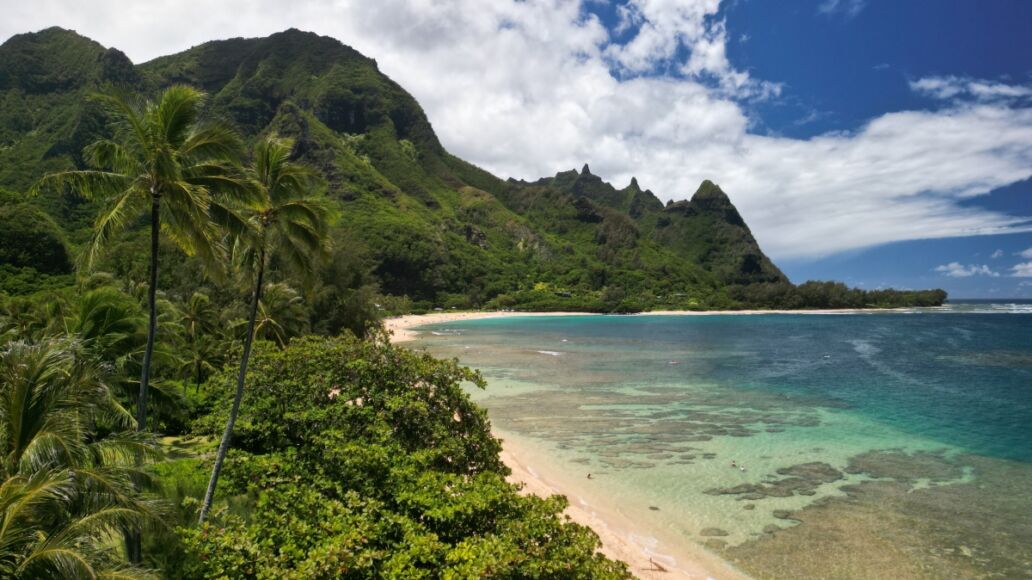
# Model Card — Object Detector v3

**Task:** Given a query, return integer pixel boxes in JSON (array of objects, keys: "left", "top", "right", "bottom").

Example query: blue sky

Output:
[
  {"left": 4, "top": 0, "right": 1032, "bottom": 298},
  {"left": 585, "top": 0, "right": 1032, "bottom": 297},
  {"left": 732, "top": 0, "right": 1032, "bottom": 297}
]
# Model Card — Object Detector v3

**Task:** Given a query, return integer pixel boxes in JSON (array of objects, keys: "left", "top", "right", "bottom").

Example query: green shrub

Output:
[{"left": 180, "top": 333, "right": 630, "bottom": 578}]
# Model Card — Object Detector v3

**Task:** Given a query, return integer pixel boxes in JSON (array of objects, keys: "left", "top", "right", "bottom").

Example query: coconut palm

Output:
[
  {"left": 0, "top": 340, "right": 161, "bottom": 578},
  {"left": 177, "top": 292, "right": 217, "bottom": 345},
  {"left": 174, "top": 292, "right": 221, "bottom": 394},
  {"left": 253, "top": 282, "right": 308, "bottom": 347},
  {"left": 199, "top": 135, "right": 332, "bottom": 523},
  {"left": 31, "top": 85, "right": 245, "bottom": 435}
]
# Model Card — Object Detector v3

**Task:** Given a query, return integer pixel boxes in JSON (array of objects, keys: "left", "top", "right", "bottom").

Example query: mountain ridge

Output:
[{"left": 0, "top": 27, "right": 945, "bottom": 310}]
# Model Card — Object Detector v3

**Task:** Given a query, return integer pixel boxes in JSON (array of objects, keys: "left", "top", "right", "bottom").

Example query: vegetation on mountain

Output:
[{"left": 0, "top": 26, "right": 945, "bottom": 314}]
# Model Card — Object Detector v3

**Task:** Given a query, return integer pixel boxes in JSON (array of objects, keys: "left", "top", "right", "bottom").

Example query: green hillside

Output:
[{"left": 0, "top": 27, "right": 945, "bottom": 311}]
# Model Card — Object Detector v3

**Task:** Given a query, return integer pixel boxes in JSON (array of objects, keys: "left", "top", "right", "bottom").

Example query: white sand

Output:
[
  {"left": 499, "top": 437, "right": 748, "bottom": 579},
  {"left": 385, "top": 308, "right": 905, "bottom": 343},
  {"left": 387, "top": 310, "right": 756, "bottom": 579}
]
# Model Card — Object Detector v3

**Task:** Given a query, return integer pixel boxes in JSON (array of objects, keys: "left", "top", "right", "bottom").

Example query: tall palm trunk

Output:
[
  {"left": 126, "top": 193, "right": 160, "bottom": 564},
  {"left": 199, "top": 246, "right": 265, "bottom": 523},
  {"left": 139, "top": 193, "right": 160, "bottom": 431}
]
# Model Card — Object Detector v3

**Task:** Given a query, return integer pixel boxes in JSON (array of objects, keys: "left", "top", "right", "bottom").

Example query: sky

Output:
[{"left": 2, "top": 0, "right": 1032, "bottom": 297}]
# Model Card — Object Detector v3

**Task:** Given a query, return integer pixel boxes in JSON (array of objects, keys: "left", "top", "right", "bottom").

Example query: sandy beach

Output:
[
  {"left": 498, "top": 435, "right": 748, "bottom": 579},
  {"left": 385, "top": 308, "right": 906, "bottom": 343},
  {"left": 386, "top": 310, "right": 758, "bottom": 579}
]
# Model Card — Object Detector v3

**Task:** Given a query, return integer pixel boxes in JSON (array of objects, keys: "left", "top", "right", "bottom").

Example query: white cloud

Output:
[
  {"left": 599, "top": 1, "right": 778, "bottom": 98},
  {"left": 991, "top": 249, "right": 1004, "bottom": 259},
  {"left": 910, "top": 76, "right": 1032, "bottom": 103},
  {"left": 1012, "top": 262, "right": 1032, "bottom": 277},
  {"left": 2, "top": 0, "right": 1031, "bottom": 260},
  {"left": 817, "top": 0, "right": 867, "bottom": 18},
  {"left": 1018, "top": 247, "right": 1032, "bottom": 259},
  {"left": 935, "top": 263, "right": 1000, "bottom": 278}
]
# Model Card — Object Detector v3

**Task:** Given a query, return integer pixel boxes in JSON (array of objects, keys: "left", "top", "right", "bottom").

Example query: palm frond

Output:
[
  {"left": 151, "top": 85, "right": 204, "bottom": 149},
  {"left": 80, "top": 186, "right": 149, "bottom": 270},
  {"left": 180, "top": 120, "right": 243, "bottom": 164},
  {"left": 29, "top": 169, "right": 134, "bottom": 202}
]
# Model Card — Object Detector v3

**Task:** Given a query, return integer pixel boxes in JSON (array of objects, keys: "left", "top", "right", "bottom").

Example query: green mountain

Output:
[{"left": 0, "top": 27, "right": 944, "bottom": 310}]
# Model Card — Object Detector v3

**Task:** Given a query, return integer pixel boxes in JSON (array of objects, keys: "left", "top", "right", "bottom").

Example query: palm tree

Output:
[
  {"left": 0, "top": 340, "right": 161, "bottom": 578},
  {"left": 253, "top": 282, "right": 309, "bottom": 347},
  {"left": 199, "top": 136, "right": 332, "bottom": 523},
  {"left": 31, "top": 86, "right": 245, "bottom": 435},
  {"left": 177, "top": 334, "right": 220, "bottom": 395},
  {"left": 175, "top": 292, "right": 220, "bottom": 394},
  {"left": 178, "top": 292, "right": 217, "bottom": 345}
]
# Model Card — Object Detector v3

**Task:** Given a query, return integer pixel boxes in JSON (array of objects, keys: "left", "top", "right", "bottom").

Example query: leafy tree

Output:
[
  {"left": 31, "top": 85, "right": 245, "bottom": 437},
  {"left": 0, "top": 339, "right": 161, "bottom": 578},
  {"left": 199, "top": 135, "right": 332, "bottom": 523},
  {"left": 181, "top": 334, "right": 628, "bottom": 578}
]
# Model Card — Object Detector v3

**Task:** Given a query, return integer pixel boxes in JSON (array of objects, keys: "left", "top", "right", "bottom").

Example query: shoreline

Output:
[
  {"left": 498, "top": 433, "right": 748, "bottom": 579},
  {"left": 387, "top": 310, "right": 750, "bottom": 579},
  {"left": 384, "top": 307, "right": 909, "bottom": 343}
]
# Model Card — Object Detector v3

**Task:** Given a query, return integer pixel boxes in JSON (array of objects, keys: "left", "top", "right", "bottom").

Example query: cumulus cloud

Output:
[
  {"left": 2, "top": 0, "right": 1031, "bottom": 260},
  {"left": 935, "top": 263, "right": 1000, "bottom": 278},
  {"left": 1012, "top": 263, "right": 1032, "bottom": 277},
  {"left": 910, "top": 76, "right": 1032, "bottom": 103},
  {"left": 817, "top": 0, "right": 867, "bottom": 18},
  {"left": 1018, "top": 247, "right": 1032, "bottom": 259},
  {"left": 601, "top": 1, "right": 779, "bottom": 98},
  {"left": 990, "top": 249, "right": 1004, "bottom": 259}
]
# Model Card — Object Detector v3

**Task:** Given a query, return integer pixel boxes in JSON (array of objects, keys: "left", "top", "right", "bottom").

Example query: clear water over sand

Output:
[{"left": 415, "top": 308, "right": 1032, "bottom": 578}]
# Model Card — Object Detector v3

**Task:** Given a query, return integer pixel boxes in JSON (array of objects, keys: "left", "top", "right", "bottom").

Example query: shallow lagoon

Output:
[{"left": 417, "top": 311, "right": 1032, "bottom": 578}]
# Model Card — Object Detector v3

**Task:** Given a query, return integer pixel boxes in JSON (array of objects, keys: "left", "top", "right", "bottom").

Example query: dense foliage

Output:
[
  {"left": 178, "top": 334, "right": 627, "bottom": 578},
  {"left": 0, "top": 339, "right": 161, "bottom": 578},
  {"left": 730, "top": 281, "right": 948, "bottom": 310},
  {"left": 0, "top": 287, "right": 630, "bottom": 577}
]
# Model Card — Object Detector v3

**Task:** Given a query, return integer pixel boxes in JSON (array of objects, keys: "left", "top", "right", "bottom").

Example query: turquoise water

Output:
[{"left": 415, "top": 307, "right": 1032, "bottom": 578}]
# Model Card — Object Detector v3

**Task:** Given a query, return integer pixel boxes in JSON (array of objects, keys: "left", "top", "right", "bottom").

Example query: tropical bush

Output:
[{"left": 180, "top": 333, "right": 630, "bottom": 578}]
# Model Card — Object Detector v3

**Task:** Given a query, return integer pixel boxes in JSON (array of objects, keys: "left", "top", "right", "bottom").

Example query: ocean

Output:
[{"left": 414, "top": 304, "right": 1032, "bottom": 578}]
